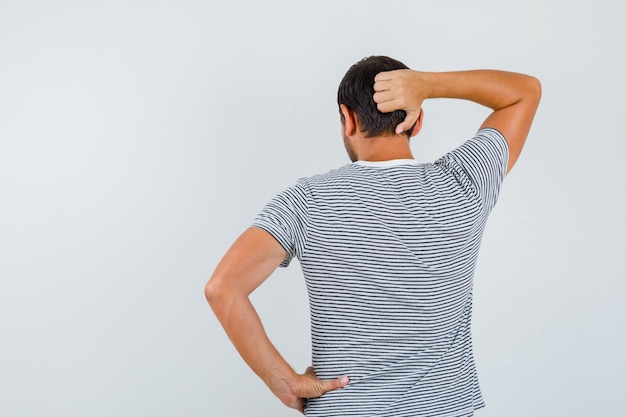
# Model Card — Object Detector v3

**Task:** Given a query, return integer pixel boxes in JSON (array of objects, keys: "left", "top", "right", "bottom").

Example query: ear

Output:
[
  {"left": 409, "top": 108, "right": 424, "bottom": 138},
  {"left": 340, "top": 104, "right": 357, "bottom": 136}
]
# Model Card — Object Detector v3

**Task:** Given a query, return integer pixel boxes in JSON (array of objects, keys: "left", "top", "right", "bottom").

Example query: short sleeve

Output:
[
  {"left": 435, "top": 128, "right": 509, "bottom": 213},
  {"left": 251, "top": 181, "right": 309, "bottom": 267}
]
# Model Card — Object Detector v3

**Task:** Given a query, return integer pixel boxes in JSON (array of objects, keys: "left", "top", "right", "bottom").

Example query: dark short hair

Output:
[{"left": 337, "top": 56, "right": 409, "bottom": 137}]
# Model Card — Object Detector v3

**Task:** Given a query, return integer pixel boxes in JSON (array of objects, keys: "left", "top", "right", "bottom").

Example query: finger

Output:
[
  {"left": 305, "top": 375, "right": 349, "bottom": 398},
  {"left": 395, "top": 111, "right": 420, "bottom": 135},
  {"left": 296, "top": 372, "right": 350, "bottom": 398},
  {"left": 373, "top": 90, "right": 396, "bottom": 105},
  {"left": 373, "top": 79, "right": 392, "bottom": 92},
  {"left": 296, "top": 398, "right": 306, "bottom": 414},
  {"left": 321, "top": 375, "right": 350, "bottom": 393},
  {"left": 395, "top": 119, "right": 415, "bottom": 135},
  {"left": 376, "top": 98, "right": 404, "bottom": 113},
  {"left": 374, "top": 70, "right": 400, "bottom": 82}
]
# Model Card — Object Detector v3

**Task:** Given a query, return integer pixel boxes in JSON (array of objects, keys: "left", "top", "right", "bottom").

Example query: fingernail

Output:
[{"left": 339, "top": 376, "right": 349, "bottom": 385}]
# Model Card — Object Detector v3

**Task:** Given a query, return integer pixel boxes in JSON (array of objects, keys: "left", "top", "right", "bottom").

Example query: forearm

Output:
[
  {"left": 374, "top": 68, "right": 541, "bottom": 172},
  {"left": 208, "top": 289, "right": 297, "bottom": 400},
  {"left": 420, "top": 70, "right": 540, "bottom": 110},
  {"left": 206, "top": 227, "right": 349, "bottom": 412}
]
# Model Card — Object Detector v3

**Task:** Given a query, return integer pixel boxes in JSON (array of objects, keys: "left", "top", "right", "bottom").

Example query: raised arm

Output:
[
  {"left": 373, "top": 69, "right": 541, "bottom": 173},
  {"left": 205, "top": 227, "right": 348, "bottom": 413}
]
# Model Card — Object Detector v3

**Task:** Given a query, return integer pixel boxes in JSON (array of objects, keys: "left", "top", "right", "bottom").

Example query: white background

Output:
[{"left": 1, "top": 1, "right": 624, "bottom": 416}]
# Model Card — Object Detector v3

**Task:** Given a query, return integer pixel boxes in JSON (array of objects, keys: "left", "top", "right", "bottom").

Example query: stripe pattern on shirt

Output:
[{"left": 252, "top": 128, "right": 509, "bottom": 417}]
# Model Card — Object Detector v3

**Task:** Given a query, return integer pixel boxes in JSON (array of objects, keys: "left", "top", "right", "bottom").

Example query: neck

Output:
[{"left": 354, "top": 134, "right": 414, "bottom": 162}]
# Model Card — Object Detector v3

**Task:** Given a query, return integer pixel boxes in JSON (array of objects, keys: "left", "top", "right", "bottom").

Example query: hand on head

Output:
[{"left": 374, "top": 69, "right": 425, "bottom": 135}]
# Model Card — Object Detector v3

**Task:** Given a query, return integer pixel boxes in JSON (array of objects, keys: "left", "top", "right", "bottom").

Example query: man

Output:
[{"left": 206, "top": 56, "right": 541, "bottom": 416}]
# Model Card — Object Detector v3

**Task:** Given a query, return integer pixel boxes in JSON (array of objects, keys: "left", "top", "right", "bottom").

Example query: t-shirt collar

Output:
[{"left": 354, "top": 159, "right": 419, "bottom": 167}]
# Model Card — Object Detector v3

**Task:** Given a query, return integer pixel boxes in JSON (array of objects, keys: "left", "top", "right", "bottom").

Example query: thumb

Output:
[
  {"left": 395, "top": 110, "right": 420, "bottom": 135},
  {"left": 331, "top": 375, "right": 350, "bottom": 390},
  {"left": 316, "top": 375, "right": 350, "bottom": 396},
  {"left": 301, "top": 367, "right": 349, "bottom": 397}
]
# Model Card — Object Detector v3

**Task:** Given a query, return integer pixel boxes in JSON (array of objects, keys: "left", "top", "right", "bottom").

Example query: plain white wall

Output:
[{"left": 1, "top": 1, "right": 624, "bottom": 416}]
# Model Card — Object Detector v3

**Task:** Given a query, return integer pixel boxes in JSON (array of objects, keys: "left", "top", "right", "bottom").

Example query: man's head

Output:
[{"left": 337, "top": 56, "right": 411, "bottom": 138}]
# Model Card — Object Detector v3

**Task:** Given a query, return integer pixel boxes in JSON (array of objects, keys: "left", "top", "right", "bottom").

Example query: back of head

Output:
[{"left": 337, "top": 56, "right": 409, "bottom": 138}]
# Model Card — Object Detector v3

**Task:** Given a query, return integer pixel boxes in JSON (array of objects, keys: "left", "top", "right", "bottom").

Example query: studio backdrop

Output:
[{"left": 1, "top": 1, "right": 624, "bottom": 416}]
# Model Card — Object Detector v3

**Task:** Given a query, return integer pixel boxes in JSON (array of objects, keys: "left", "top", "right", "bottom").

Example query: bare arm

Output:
[
  {"left": 205, "top": 227, "right": 348, "bottom": 413},
  {"left": 373, "top": 69, "right": 541, "bottom": 173}
]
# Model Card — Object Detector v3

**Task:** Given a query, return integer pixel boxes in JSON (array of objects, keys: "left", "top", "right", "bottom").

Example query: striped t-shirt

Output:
[{"left": 252, "top": 128, "right": 509, "bottom": 417}]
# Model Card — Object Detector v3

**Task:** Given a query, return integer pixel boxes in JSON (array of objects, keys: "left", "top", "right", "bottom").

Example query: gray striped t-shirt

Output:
[{"left": 252, "top": 128, "right": 509, "bottom": 417}]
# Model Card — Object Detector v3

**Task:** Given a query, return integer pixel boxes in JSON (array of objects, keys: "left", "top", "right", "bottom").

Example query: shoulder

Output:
[
  {"left": 434, "top": 128, "right": 509, "bottom": 212},
  {"left": 296, "top": 164, "right": 357, "bottom": 187},
  {"left": 473, "top": 127, "right": 509, "bottom": 157},
  {"left": 437, "top": 128, "right": 508, "bottom": 171},
  {"left": 266, "top": 164, "right": 355, "bottom": 208}
]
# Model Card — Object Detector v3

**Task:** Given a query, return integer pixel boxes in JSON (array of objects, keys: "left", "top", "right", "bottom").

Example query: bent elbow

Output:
[
  {"left": 528, "top": 76, "right": 542, "bottom": 102},
  {"left": 204, "top": 277, "right": 222, "bottom": 306}
]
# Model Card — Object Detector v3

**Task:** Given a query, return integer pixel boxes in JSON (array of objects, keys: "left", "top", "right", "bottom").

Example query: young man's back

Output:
[
  {"left": 253, "top": 128, "right": 507, "bottom": 416},
  {"left": 206, "top": 56, "right": 540, "bottom": 415}
]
